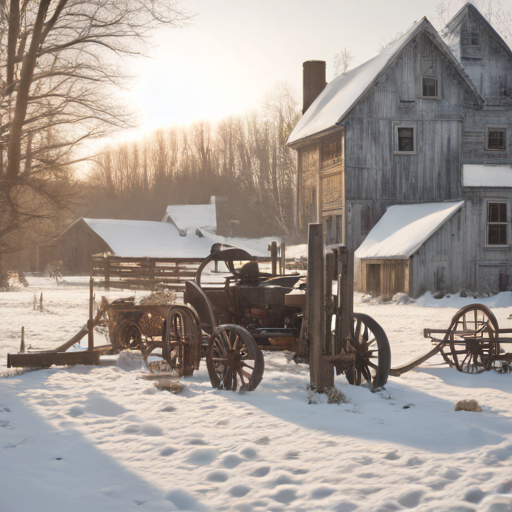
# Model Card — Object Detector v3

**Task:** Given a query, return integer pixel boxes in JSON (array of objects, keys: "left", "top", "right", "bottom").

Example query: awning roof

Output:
[{"left": 355, "top": 201, "right": 464, "bottom": 259}]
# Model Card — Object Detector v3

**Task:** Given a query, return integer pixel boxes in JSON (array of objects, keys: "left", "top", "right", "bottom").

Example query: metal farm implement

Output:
[{"left": 390, "top": 303, "right": 512, "bottom": 376}]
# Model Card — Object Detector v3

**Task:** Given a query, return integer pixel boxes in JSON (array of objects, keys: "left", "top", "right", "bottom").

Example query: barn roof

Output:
[
  {"left": 83, "top": 218, "right": 213, "bottom": 258},
  {"left": 163, "top": 199, "right": 216, "bottom": 234},
  {"left": 355, "top": 201, "right": 464, "bottom": 259},
  {"left": 288, "top": 18, "right": 482, "bottom": 146},
  {"left": 442, "top": 3, "right": 512, "bottom": 59}
]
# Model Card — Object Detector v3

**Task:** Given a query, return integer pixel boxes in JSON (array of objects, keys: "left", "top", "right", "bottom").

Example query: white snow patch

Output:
[
  {"left": 355, "top": 201, "right": 464, "bottom": 259},
  {"left": 163, "top": 200, "right": 216, "bottom": 233},
  {"left": 463, "top": 164, "right": 512, "bottom": 188}
]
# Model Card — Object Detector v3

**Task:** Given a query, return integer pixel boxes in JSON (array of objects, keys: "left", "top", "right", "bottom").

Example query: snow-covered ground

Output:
[{"left": 1, "top": 276, "right": 512, "bottom": 512}]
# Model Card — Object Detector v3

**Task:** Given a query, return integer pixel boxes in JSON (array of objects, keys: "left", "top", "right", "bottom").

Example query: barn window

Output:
[
  {"left": 394, "top": 123, "right": 416, "bottom": 155},
  {"left": 422, "top": 77, "right": 438, "bottom": 98},
  {"left": 486, "top": 128, "right": 506, "bottom": 151},
  {"left": 487, "top": 202, "right": 508, "bottom": 245},
  {"left": 462, "top": 29, "right": 479, "bottom": 46}
]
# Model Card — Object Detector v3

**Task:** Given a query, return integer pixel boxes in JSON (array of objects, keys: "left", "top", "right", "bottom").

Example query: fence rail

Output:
[{"left": 92, "top": 245, "right": 304, "bottom": 291}]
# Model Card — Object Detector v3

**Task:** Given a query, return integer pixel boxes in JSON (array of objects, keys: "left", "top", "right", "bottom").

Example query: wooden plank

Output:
[{"left": 7, "top": 351, "right": 100, "bottom": 368}]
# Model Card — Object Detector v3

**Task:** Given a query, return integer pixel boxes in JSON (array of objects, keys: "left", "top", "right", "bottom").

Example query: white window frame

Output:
[{"left": 393, "top": 122, "right": 417, "bottom": 155}]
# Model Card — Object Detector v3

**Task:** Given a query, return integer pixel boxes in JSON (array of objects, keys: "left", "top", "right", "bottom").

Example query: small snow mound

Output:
[
  {"left": 115, "top": 350, "right": 143, "bottom": 371},
  {"left": 220, "top": 454, "right": 244, "bottom": 469},
  {"left": 229, "top": 485, "right": 251, "bottom": 498},
  {"left": 392, "top": 293, "right": 410, "bottom": 305},
  {"left": 271, "top": 487, "right": 297, "bottom": 504},
  {"left": 67, "top": 405, "right": 85, "bottom": 417},
  {"left": 206, "top": 470, "right": 229, "bottom": 482},
  {"left": 240, "top": 446, "right": 258, "bottom": 459},
  {"left": 165, "top": 489, "right": 212, "bottom": 512},
  {"left": 397, "top": 489, "right": 424, "bottom": 508},
  {"left": 464, "top": 487, "right": 487, "bottom": 504},
  {"left": 186, "top": 448, "right": 219, "bottom": 466},
  {"left": 479, "top": 494, "right": 512, "bottom": 512}
]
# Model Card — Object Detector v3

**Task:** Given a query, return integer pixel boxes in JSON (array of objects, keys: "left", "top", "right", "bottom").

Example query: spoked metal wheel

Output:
[
  {"left": 111, "top": 319, "right": 142, "bottom": 351},
  {"left": 441, "top": 304, "right": 500, "bottom": 374},
  {"left": 346, "top": 313, "right": 391, "bottom": 389},
  {"left": 206, "top": 324, "right": 264, "bottom": 392}
]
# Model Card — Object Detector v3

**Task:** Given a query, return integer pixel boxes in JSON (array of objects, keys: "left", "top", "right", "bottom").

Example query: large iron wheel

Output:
[
  {"left": 346, "top": 313, "right": 391, "bottom": 389},
  {"left": 111, "top": 319, "right": 142, "bottom": 351},
  {"left": 442, "top": 304, "right": 500, "bottom": 374},
  {"left": 206, "top": 324, "right": 264, "bottom": 392}
]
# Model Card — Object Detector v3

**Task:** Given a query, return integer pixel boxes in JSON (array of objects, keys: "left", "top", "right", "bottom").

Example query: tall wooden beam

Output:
[{"left": 307, "top": 223, "right": 334, "bottom": 388}]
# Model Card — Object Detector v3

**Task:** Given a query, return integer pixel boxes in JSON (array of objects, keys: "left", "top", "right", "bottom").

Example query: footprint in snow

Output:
[
  {"left": 160, "top": 446, "right": 178, "bottom": 457},
  {"left": 464, "top": 487, "right": 487, "bottom": 504},
  {"left": 187, "top": 438, "right": 207, "bottom": 446},
  {"left": 269, "top": 474, "right": 300, "bottom": 487},
  {"left": 355, "top": 455, "right": 373, "bottom": 465},
  {"left": 229, "top": 485, "right": 251, "bottom": 498},
  {"left": 284, "top": 450, "right": 300, "bottom": 460},
  {"left": 333, "top": 501, "right": 358, "bottom": 512},
  {"left": 123, "top": 423, "right": 163, "bottom": 436},
  {"left": 397, "top": 489, "right": 424, "bottom": 509},
  {"left": 384, "top": 450, "right": 400, "bottom": 460},
  {"left": 483, "top": 446, "right": 512, "bottom": 466},
  {"left": 186, "top": 448, "right": 220, "bottom": 466},
  {"left": 220, "top": 454, "right": 244, "bottom": 469},
  {"left": 406, "top": 456, "right": 424, "bottom": 466},
  {"left": 2, "top": 407, "right": 11, "bottom": 413},
  {"left": 67, "top": 405, "right": 85, "bottom": 417},
  {"left": 357, "top": 472, "right": 376, "bottom": 479},
  {"left": 250, "top": 466, "right": 270, "bottom": 478},
  {"left": 160, "top": 405, "right": 176, "bottom": 413},
  {"left": 240, "top": 447, "right": 258, "bottom": 459},
  {"left": 311, "top": 487, "right": 335, "bottom": 499},
  {"left": 443, "top": 468, "right": 462, "bottom": 481},
  {"left": 216, "top": 419, "right": 229, "bottom": 426},
  {"left": 290, "top": 468, "right": 309, "bottom": 475},
  {"left": 206, "top": 470, "right": 229, "bottom": 482},
  {"left": 427, "top": 479, "right": 450, "bottom": 491},
  {"left": 255, "top": 436, "right": 270, "bottom": 445},
  {"left": 0, "top": 420, "right": 14, "bottom": 430},
  {"left": 271, "top": 487, "right": 297, "bottom": 504}
]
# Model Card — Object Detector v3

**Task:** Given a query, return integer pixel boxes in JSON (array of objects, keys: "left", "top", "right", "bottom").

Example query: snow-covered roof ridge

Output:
[
  {"left": 463, "top": 164, "right": 512, "bottom": 188},
  {"left": 355, "top": 201, "right": 464, "bottom": 260},
  {"left": 83, "top": 218, "right": 214, "bottom": 258},
  {"left": 288, "top": 17, "right": 482, "bottom": 146},
  {"left": 163, "top": 199, "right": 217, "bottom": 234},
  {"left": 442, "top": 2, "right": 512, "bottom": 58}
]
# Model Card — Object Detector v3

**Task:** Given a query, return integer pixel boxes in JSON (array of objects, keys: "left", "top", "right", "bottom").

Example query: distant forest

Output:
[{"left": 81, "top": 83, "right": 300, "bottom": 238}]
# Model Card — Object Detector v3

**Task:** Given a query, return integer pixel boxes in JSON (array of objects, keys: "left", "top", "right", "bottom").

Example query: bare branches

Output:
[{"left": 333, "top": 47, "right": 354, "bottom": 77}]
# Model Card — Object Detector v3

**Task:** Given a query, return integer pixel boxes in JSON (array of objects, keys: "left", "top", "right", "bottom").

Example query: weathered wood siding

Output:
[
  {"left": 409, "top": 210, "right": 464, "bottom": 297},
  {"left": 342, "top": 32, "right": 476, "bottom": 251},
  {"left": 361, "top": 259, "right": 410, "bottom": 299}
]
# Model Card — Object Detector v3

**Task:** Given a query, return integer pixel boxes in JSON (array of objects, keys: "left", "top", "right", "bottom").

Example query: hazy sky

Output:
[{"left": 121, "top": 0, "right": 475, "bottom": 135}]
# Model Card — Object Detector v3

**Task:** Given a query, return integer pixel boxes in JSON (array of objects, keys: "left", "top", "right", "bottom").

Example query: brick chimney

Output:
[{"left": 303, "top": 60, "right": 326, "bottom": 114}]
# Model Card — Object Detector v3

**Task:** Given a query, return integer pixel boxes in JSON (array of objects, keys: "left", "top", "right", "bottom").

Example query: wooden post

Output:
[
  {"left": 88, "top": 276, "right": 94, "bottom": 352},
  {"left": 335, "top": 246, "right": 353, "bottom": 354},
  {"left": 148, "top": 258, "right": 155, "bottom": 291},
  {"left": 20, "top": 327, "right": 25, "bottom": 353},
  {"left": 325, "top": 250, "right": 335, "bottom": 357},
  {"left": 280, "top": 242, "right": 286, "bottom": 275},
  {"left": 39, "top": 292, "right": 43, "bottom": 312},
  {"left": 269, "top": 241, "right": 278, "bottom": 277},
  {"left": 105, "top": 255, "right": 110, "bottom": 291},
  {"left": 307, "top": 224, "right": 334, "bottom": 389}
]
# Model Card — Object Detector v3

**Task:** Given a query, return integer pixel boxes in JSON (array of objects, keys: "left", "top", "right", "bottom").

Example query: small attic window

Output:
[
  {"left": 462, "top": 29, "right": 479, "bottom": 46},
  {"left": 422, "top": 77, "right": 438, "bottom": 98}
]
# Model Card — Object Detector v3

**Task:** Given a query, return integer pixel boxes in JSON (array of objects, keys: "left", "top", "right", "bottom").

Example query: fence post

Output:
[
  {"left": 148, "top": 258, "right": 155, "bottom": 291},
  {"left": 88, "top": 276, "right": 94, "bottom": 352},
  {"left": 269, "top": 241, "right": 278, "bottom": 277},
  {"left": 105, "top": 255, "right": 110, "bottom": 291},
  {"left": 325, "top": 249, "right": 335, "bottom": 357},
  {"left": 307, "top": 224, "right": 334, "bottom": 389},
  {"left": 280, "top": 242, "right": 286, "bottom": 275}
]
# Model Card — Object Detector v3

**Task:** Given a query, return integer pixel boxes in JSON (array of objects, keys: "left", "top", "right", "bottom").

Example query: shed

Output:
[
  {"left": 355, "top": 201, "right": 464, "bottom": 298},
  {"left": 163, "top": 197, "right": 217, "bottom": 234}
]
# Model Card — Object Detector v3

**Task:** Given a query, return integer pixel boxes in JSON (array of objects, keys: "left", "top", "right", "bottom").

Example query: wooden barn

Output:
[{"left": 288, "top": 3, "right": 512, "bottom": 297}]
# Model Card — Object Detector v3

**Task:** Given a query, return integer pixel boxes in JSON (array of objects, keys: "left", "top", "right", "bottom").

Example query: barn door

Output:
[{"left": 366, "top": 264, "right": 381, "bottom": 296}]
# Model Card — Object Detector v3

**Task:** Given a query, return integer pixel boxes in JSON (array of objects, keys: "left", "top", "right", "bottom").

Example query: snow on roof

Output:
[
  {"left": 355, "top": 201, "right": 464, "bottom": 259},
  {"left": 288, "top": 17, "right": 481, "bottom": 146},
  {"left": 463, "top": 164, "right": 512, "bottom": 188},
  {"left": 163, "top": 199, "right": 216, "bottom": 234},
  {"left": 83, "top": 218, "right": 213, "bottom": 258}
]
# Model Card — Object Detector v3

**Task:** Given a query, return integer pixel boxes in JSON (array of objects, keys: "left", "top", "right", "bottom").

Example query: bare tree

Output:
[
  {"left": 0, "top": 0, "right": 191, "bottom": 257},
  {"left": 333, "top": 47, "right": 354, "bottom": 77}
]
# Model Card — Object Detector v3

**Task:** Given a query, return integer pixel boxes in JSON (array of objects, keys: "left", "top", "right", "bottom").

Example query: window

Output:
[
  {"left": 394, "top": 122, "right": 417, "bottom": 155},
  {"left": 487, "top": 202, "right": 508, "bottom": 245},
  {"left": 462, "top": 29, "right": 479, "bottom": 46},
  {"left": 486, "top": 128, "right": 506, "bottom": 151},
  {"left": 398, "top": 127, "right": 414, "bottom": 152},
  {"left": 422, "top": 77, "right": 438, "bottom": 98}
]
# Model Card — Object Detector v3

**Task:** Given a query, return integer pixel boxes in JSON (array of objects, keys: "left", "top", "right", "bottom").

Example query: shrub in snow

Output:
[
  {"left": 434, "top": 291, "right": 444, "bottom": 300},
  {"left": 454, "top": 399, "right": 482, "bottom": 412},
  {"left": 307, "top": 385, "right": 349, "bottom": 405}
]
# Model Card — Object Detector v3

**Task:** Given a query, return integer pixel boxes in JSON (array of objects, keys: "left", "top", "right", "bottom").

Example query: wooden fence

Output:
[{"left": 92, "top": 244, "right": 305, "bottom": 291}]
